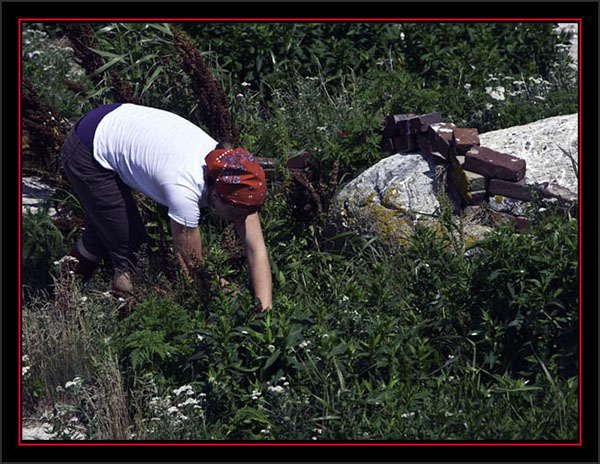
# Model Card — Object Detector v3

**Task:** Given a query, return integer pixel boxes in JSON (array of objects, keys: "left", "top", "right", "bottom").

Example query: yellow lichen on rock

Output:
[{"left": 449, "top": 155, "right": 472, "bottom": 201}]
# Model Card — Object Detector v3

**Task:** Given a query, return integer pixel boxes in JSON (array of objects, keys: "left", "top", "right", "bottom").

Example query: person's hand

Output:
[{"left": 219, "top": 277, "right": 238, "bottom": 296}]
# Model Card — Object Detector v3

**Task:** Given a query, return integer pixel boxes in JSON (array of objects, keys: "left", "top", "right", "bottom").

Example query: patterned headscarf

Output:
[{"left": 205, "top": 147, "right": 266, "bottom": 212}]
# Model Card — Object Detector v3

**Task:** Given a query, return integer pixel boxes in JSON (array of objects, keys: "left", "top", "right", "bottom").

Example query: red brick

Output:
[
  {"left": 397, "top": 112, "right": 443, "bottom": 135},
  {"left": 488, "top": 178, "right": 532, "bottom": 201},
  {"left": 463, "top": 146, "right": 526, "bottom": 182},
  {"left": 467, "top": 189, "right": 487, "bottom": 205},
  {"left": 286, "top": 151, "right": 312, "bottom": 169},
  {"left": 383, "top": 113, "right": 417, "bottom": 137},
  {"left": 452, "top": 128, "right": 480, "bottom": 155},
  {"left": 256, "top": 157, "right": 279, "bottom": 180},
  {"left": 427, "top": 122, "right": 456, "bottom": 158},
  {"left": 417, "top": 133, "right": 445, "bottom": 165},
  {"left": 382, "top": 137, "right": 395, "bottom": 153},
  {"left": 392, "top": 134, "right": 418, "bottom": 153},
  {"left": 491, "top": 212, "right": 531, "bottom": 231}
]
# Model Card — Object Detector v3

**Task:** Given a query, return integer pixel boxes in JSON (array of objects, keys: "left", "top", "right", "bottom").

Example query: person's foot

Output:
[
  {"left": 112, "top": 270, "right": 133, "bottom": 297},
  {"left": 67, "top": 245, "right": 99, "bottom": 281}
]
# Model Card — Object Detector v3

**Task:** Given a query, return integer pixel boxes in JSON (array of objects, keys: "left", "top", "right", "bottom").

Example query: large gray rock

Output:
[
  {"left": 328, "top": 152, "right": 440, "bottom": 249},
  {"left": 479, "top": 113, "right": 578, "bottom": 194}
]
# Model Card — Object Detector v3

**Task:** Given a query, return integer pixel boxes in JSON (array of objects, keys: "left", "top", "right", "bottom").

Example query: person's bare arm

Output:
[
  {"left": 170, "top": 219, "right": 204, "bottom": 274},
  {"left": 234, "top": 212, "right": 272, "bottom": 311}
]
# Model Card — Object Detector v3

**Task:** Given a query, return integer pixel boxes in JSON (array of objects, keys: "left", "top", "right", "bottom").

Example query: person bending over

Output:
[{"left": 60, "top": 103, "right": 272, "bottom": 311}]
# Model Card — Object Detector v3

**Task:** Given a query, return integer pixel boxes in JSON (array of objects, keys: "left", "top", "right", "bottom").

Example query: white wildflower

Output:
[
  {"left": 173, "top": 385, "right": 193, "bottom": 396},
  {"left": 65, "top": 377, "right": 82, "bottom": 389},
  {"left": 485, "top": 86, "right": 505, "bottom": 101},
  {"left": 22, "top": 366, "right": 31, "bottom": 376},
  {"left": 167, "top": 406, "right": 179, "bottom": 414},
  {"left": 299, "top": 340, "right": 311, "bottom": 349},
  {"left": 241, "top": 82, "right": 251, "bottom": 87},
  {"left": 267, "top": 385, "right": 285, "bottom": 395},
  {"left": 400, "top": 412, "right": 415, "bottom": 418}
]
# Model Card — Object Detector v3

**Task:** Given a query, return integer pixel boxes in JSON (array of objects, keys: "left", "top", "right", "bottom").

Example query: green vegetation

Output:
[{"left": 20, "top": 21, "right": 578, "bottom": 441}]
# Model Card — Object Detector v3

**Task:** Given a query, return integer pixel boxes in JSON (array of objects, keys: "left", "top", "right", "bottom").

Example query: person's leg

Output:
[{"left": 61, "top": 129, "right": 148, "bottom": 293}]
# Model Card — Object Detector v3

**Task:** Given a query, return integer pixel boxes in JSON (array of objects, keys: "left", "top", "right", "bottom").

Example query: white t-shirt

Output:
[{"left": 93, "top": 104, "right": 217, "bottom": 228}]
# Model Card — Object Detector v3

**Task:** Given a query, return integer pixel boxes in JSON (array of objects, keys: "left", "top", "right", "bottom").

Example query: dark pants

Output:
[{"left": 60, "top": 128, "right": 148, "bottom": 272}]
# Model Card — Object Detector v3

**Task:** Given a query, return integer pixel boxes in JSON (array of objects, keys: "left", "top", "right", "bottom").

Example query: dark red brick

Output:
[
  {"left": 416, "top": 112, "right": 442, "bottom": 132},
  {"left": 382, "top": 137, "right": 395, "bottom": 153},
  {"left": 488, "top": 178, "right": 532, "bottom": 201},
  {"left": 452, "top": 128, "right": 480, "bottom": 155},
  {"left": 286, "top": 151, "right": 312, "bottom": 169},
  {"left": 467, "top": 189, "right": 487, "bottom": 205},
  {"left": 256, "top": 157, "right": 279, "bottom": 180},
  {"left": 427, "top": 122, "right": 456, "bottom": 158},
  {"left": 383, "top": 113, "right": 417, "bottom": 137},
  {"left": 491, "top": 212, "right": 531, "bottom": 231},
  {"left": 417, "top": 133, "right": 445, "bottom": 165},
  {"left": 392, "top": 134, "right": 418, "bottom": 153},
  {"left": 463, "top": 146, "right": 526, "bottom": 182}
]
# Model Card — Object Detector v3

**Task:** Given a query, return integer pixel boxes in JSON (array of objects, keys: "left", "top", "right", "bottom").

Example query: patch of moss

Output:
[{"left": 359, "top": 203, "right": 413, "bottom": 248}]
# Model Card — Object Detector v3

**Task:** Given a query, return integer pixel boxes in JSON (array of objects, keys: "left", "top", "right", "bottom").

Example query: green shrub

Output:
[
  {"left": 21, "top": 204, "right": 64, "bottom": 293},
  {"left": 467, "top": 203, "right": 579, "bottom": 380},
  {"left": 115, "top": 295, "right": 197, "bottom": 383}
]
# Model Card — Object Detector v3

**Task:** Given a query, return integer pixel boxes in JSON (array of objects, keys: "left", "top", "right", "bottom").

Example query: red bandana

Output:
[{"left": 205, "top": 147, "right": 266, "bottom": 211}]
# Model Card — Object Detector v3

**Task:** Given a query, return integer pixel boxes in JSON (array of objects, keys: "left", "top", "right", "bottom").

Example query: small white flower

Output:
[
  {"left": 197, "top": 334, "right": 204, "bottom": 341},
  {"left": 173, "top": 385, "right": 193, "bottom": 396},
  {"left": 241, "top": 82, "right": 251, "bottom": 87},
  {"left": 299, "top": 340, "right": 311, "bottom": 349},
  {"left": 22, "top": 366, "right": 31, "bottom": 376},
  {"left": 268, "top": 385, "right": 285, "bottom": 394},
  {"left": 401, "top": 412, "right": 415, "bottom": 418},
  {"left": 65, "top": 377, "right": 82, "bottom": 389},
  {"left": 167, "top": 406, "right": 179, "bottom": 414},
  {"left": 241, "top": 330, "right": 248, "bottom": 335}
]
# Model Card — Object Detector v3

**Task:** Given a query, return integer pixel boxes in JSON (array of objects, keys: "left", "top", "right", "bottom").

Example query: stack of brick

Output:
[
  {"left": 382, "top": 112, "right": 537, "bottom": 228},
  {"left": 257, "top": 151, "right": 314, "bottom": 180}
]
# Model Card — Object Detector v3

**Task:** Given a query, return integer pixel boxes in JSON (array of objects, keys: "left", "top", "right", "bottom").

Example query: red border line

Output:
[{"left": 18, "top": 17, "right": 584, "bottom": 448}]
